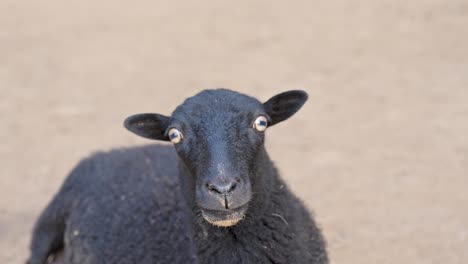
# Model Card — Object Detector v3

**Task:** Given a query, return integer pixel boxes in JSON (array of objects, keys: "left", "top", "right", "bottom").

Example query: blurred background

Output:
[{"left": 1, "top": 0, "right": 467, "bottom": 263}]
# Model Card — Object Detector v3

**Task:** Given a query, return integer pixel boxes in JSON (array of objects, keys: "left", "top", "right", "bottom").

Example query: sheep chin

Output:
[
  {"left": 201, "top": 210, "right": 245, "bottom": 227},
  {"left": 208, "top": 218, "right": 243, "bottom": 227}
]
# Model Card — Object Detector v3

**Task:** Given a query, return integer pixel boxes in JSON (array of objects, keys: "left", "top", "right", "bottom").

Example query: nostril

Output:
[
  {"left": 228, "top": 182, "right": 237, "bottom": 193},
  {"left": 206, "top": 183, "right": 220, "bottom": 194}
]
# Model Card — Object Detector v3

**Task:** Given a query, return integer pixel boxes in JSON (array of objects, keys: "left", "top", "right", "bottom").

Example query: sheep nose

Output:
[{"left": 206, "top": 180, "right": 238, "bottom": 195}]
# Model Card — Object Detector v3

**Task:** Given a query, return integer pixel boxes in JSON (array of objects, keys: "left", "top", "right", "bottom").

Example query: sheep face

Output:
[
  {"left": 125, "top": 89, "right": 308, "bottom": 227},
  {"left": 170, "top": 94, "right": 263, "bottom": 227}
]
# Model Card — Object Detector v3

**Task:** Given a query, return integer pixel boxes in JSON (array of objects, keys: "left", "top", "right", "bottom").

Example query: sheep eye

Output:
[
  {"left": 253, "top": 116, "right": 268, "bottom": 132},
  {"left": 168, "top": 128, "right": 183, "bottom": 144}
]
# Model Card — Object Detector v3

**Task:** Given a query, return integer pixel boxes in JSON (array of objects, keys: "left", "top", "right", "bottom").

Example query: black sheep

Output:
[{"left": 28, "top": 89, "right": 328, "bottom": 264}]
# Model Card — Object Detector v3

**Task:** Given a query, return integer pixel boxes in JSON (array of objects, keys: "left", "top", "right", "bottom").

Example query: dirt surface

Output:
[{"left": 1, "top": 1, "right": 467, "bottom": 263}]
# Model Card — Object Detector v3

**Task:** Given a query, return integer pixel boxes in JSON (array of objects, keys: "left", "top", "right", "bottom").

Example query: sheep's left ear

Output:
[
  {"left": 263, "top": 90, "right": 308, "bottom": 126},
  {"left": 124, "top": 113, "right": 170, "bottom": 141}
]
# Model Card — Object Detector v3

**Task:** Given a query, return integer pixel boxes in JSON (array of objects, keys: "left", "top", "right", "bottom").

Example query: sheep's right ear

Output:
[{"left": 124, "top": 113, "right": 170, "bottom": 141}]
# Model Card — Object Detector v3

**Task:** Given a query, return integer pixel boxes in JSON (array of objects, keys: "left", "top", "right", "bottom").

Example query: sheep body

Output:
[
  {"left": 28, "top": 89, "right": 328, "bottom": 264},
  {"left": 28, "top": 145, "right": 198, "bottom": 264}
]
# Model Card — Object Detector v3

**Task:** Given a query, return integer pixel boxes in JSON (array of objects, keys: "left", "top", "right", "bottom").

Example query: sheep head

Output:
[{"left": 124, "top": 89, "right": 308, "bottom": 227}]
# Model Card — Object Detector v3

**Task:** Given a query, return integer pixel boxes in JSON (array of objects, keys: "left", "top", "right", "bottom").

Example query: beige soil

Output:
[{"left": 1, "top": 0, "right": 467, "bottom": 263}]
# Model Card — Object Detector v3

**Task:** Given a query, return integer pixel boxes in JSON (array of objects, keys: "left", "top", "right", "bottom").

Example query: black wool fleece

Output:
[{"left": 28, "top": 89, "right": 328, "bottom": 264}]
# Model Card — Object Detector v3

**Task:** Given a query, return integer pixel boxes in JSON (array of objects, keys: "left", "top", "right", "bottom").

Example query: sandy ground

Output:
[{"left": 1, "top": 0, "right": 467, "bottom": 263}]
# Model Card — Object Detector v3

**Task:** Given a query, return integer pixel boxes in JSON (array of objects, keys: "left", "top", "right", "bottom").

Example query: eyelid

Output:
[
  {"left": 255, "top": 113, "right": 270, "bottom": 123},
  {"left": 251, "top": 114, "right": 268, "bottom": 124}
]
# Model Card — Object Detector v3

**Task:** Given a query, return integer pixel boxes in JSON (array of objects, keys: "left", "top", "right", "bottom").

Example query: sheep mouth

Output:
[{"left": 201, "top": 204, "right": 248, "bottom": 227}]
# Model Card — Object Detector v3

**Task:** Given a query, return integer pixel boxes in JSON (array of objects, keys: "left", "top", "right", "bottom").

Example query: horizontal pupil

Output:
[
  {"left": 258, "top": 121, "right": 266, "bottom": 126},
  {"left": 170, "top": 133, "right": 178, "bottom": 138}
]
